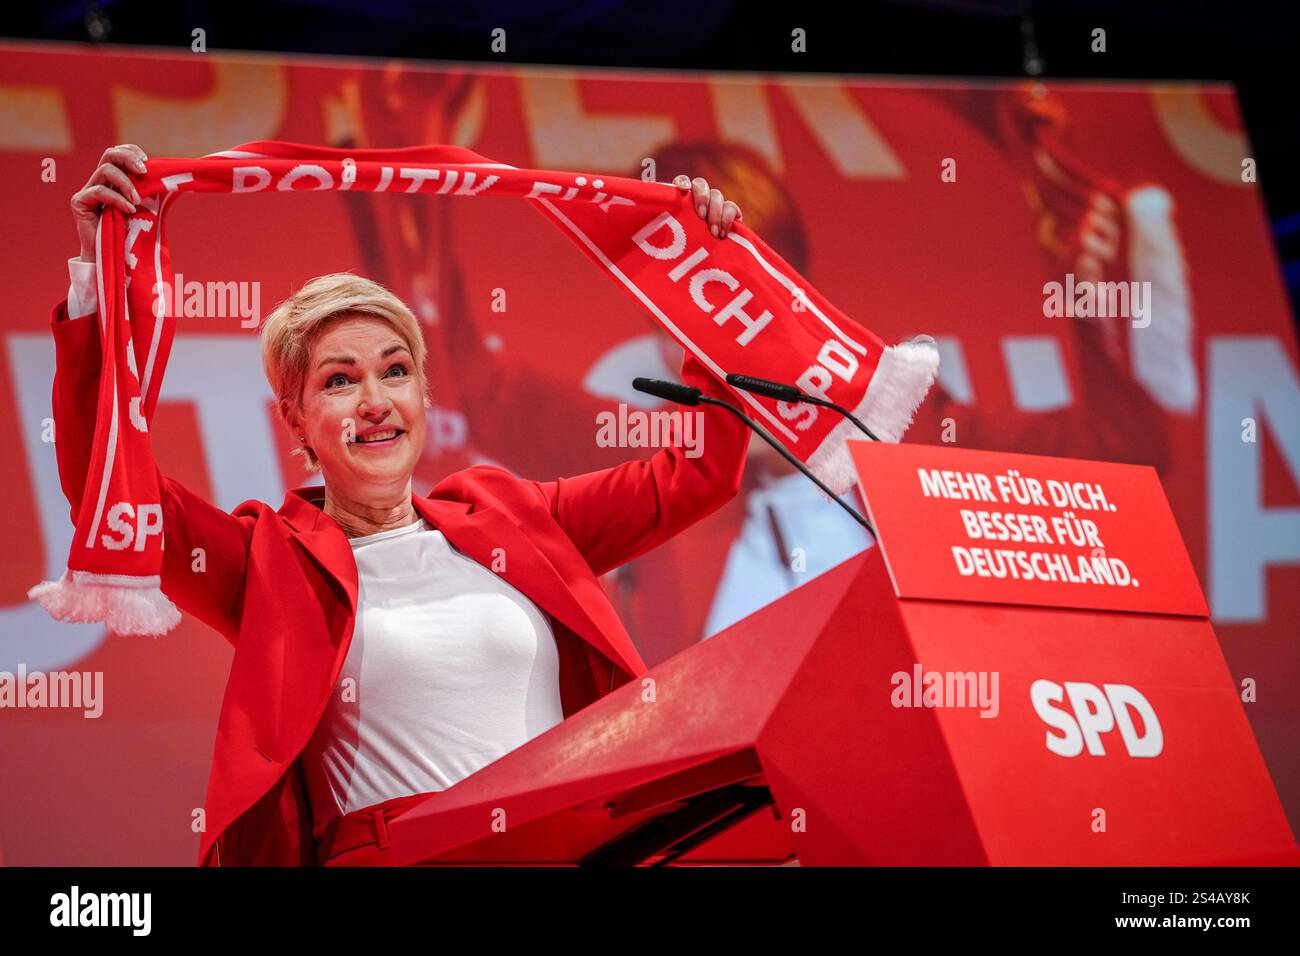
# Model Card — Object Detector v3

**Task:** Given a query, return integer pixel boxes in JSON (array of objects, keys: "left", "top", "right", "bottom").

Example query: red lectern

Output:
[{"left": 388, "top": 443, "right": 1298, "bottom": 865}]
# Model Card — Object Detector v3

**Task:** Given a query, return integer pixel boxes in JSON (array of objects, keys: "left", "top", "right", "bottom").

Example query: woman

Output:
[{"left": 56, "top": 144, "right": 749, "bottom": 866}]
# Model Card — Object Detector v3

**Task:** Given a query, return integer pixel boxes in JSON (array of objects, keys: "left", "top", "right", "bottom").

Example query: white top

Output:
[
  {"left": 67, "top": 257, "right": 98, "bottom": 319},
  {"left": 300, "top": 517, "right": 565, "bottom": 838},
  {"left": 65, "top": 260, "right": 565, "bottom": 838}
]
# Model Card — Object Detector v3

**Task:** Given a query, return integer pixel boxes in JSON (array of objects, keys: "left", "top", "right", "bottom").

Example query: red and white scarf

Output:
[{"left": 29, "top": 140, "right": 938, "bottom": 635}]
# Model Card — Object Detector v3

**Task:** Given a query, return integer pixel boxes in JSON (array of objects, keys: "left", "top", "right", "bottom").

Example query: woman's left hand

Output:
[{"left": 673, "top": 174, "right": 743, "bottom": 239}]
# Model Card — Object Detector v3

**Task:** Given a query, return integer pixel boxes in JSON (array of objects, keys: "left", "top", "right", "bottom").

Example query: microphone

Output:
[
  {"left": 724, "top": 373, "right": 880, "bottom": 442},
  {"left": 632, "top": 377, "right": 874, "bottom": 535},
  {"left": 631, "top": 377, "right": 702, "bottom": 407},
  {"left": 723, "top": 373, "right": 801, "bottom": 403}
]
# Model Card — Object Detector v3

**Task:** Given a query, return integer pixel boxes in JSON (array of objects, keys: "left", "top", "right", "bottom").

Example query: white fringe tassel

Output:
[
  {"left": 806, "top": 334, "right": 941, "bottom": 495},
  {"left": 28, "top": 569, "right": 181, "bottom": 636},
  {"left": 1125, "top": 185, "right": 1198, "bottom": 413}
]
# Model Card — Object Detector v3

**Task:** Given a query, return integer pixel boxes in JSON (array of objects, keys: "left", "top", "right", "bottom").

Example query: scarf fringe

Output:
[
  {"left": 27, "top": 570, "right": 181, "bottom": 636},
  {"left": 1125, "top": 185, "right": 1198, "bottom": 413},
  {"left": 806, "top": 334, "right": 941, "bottom": 495}
]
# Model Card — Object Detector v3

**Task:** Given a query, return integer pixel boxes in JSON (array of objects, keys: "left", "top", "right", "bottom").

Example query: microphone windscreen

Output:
[{"left": 632, "top": 377, "right": 702, "bottom": 406}]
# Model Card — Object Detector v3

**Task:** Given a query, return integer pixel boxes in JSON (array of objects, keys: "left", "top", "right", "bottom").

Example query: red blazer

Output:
[{"left": 49, "top": 300, "right": 748, "bottom": 866}]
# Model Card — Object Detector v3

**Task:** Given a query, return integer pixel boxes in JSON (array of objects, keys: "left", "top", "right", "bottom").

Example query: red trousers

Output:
[{"left": 318, "top": 791, "right": 435, "bottom": 867}]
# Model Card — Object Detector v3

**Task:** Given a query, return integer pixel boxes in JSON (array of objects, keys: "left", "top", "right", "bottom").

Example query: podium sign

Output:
[{"left": 849, "top": 442, "right": 1207, "bottom": 616}]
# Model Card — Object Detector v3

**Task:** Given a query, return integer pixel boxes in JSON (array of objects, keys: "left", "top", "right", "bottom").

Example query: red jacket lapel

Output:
[{"left": 278, "top": 487, "right": 357, "bottom": 609}]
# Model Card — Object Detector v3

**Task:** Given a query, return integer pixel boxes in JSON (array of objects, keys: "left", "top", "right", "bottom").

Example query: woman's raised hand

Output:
[
  {"left": 71, "top": 145, "right": 148, "bottom": 262},
  {"left": 673, "top": 174, "right": 743, "bottom": 239}
]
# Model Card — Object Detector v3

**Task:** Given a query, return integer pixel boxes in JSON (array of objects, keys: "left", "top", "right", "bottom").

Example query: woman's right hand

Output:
[{"left": 71, "top": 145, "right": 148, "bottom": 263}]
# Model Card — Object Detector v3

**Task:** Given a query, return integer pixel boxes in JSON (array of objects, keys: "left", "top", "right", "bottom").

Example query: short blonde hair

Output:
[{"left": 260, "top": 273, "right": 431, "bottom": 471}]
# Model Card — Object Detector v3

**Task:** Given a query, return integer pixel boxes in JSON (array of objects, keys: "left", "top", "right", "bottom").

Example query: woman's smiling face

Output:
[{"left": 292, "top": 313, "right": 428, "bottom": 495}]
